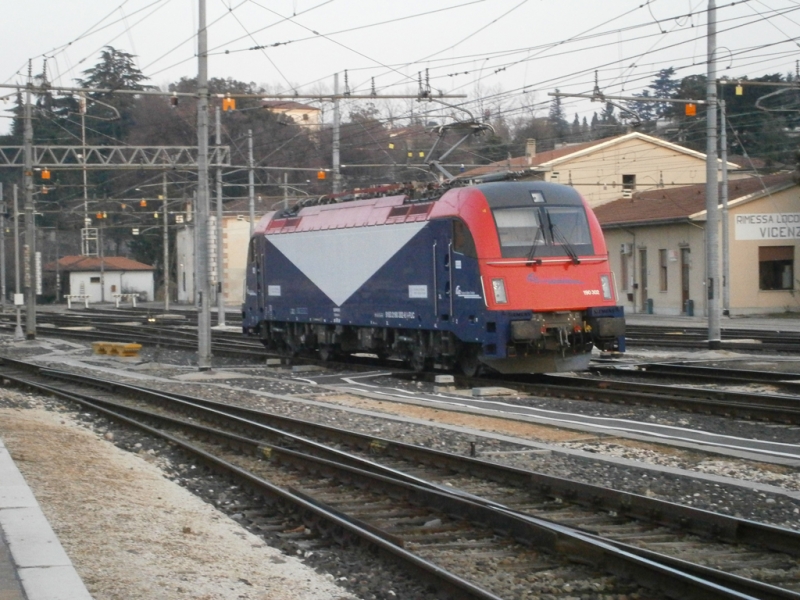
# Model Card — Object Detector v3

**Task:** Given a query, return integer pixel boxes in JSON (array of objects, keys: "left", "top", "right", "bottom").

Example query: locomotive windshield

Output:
[{"left": 492, "top": 205, "right": 593, "bottom": 259}]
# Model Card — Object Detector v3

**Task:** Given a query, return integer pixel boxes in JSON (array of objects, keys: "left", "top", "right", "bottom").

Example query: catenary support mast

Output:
[
  {"left": 196, "top": 0, "right": 212, "bottom": 369},
  {"left": 705, "top": 0, "right": 721, "bottom": 348}
]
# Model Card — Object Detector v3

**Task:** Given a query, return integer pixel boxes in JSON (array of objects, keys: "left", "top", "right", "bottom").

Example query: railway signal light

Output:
[
  {"left": 140, "top": 199, "right": 147, "bottom": 207},
  {"left": 317, "top": 170, "right": 326, "bottom": 180},
  {"left": 685, "top": 103, "right": 697, "bottom": 117},
  {"left": 170, "top": 94, "right": 179, "bottom": 107},
  {"left": 222, "top": 95, "right": 236, "bottom": 111},
  {"left": 735, "top": 83, "right": 743, "bottom": 96},
  {"left": 41, "top": 168, "right": 50, "bottom": 180}
]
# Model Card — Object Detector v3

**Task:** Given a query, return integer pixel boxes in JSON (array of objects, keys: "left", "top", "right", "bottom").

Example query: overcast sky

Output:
[{"left": 2, "top": 0, "right": 799, "bottom": 135}]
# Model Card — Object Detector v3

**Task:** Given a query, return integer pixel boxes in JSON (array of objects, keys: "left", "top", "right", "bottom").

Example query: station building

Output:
[
  {"left": 595, "top": 173, "right": 800, "bottom": 317},
  {"left": 461, "top": 131, "right": 742, "bottom": 207}
]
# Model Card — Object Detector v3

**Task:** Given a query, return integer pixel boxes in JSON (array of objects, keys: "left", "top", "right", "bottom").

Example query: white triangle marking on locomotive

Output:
[{"left": 267, "top": 222, "right": 428, "bottom": 306}]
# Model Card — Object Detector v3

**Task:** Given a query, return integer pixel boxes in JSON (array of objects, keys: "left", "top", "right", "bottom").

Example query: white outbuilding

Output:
[{"left": 48, "top": 255, "right": 155, "bottom": 304}]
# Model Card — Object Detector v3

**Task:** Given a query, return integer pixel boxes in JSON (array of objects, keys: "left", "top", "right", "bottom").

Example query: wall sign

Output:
[{"left": 735, "top": 213, "right": 800, "bottom": 240}]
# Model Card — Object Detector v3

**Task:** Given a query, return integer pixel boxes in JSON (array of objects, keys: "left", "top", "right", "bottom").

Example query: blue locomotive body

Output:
[{"left": 242, "top": 182, "right": 624, "bottom": 373}]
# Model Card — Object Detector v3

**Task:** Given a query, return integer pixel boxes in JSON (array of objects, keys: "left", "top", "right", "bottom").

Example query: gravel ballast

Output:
[{"left": 1, "top": 336, "right": 799, "bottom": 600}]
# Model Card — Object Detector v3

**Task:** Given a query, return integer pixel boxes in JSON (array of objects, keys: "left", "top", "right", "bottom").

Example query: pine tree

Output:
[
  {"left": 570, "top": 113, "right": 581, "bottom": 142},
  {"left": 648, "top": 68, "right": 680, "bottom": 119},
  {"left": 76, "top": 46, "right": 150, "bottom": 145},
  {"left": 547, "top": 90, "right": 569, "bottom": 144}
]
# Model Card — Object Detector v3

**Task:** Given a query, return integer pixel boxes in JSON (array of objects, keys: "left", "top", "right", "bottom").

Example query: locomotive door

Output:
[
  {"left": 433, "top": 220, "right": 480, "bottom": 324},
  {"left": 433, "top": 239, "right": 451, "bottom": 323}
]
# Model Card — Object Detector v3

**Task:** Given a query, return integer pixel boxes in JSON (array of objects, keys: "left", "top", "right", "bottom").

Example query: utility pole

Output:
[
  {"left": 215, "top": 106, "right": 225, "bottom": 327},
  {"left": 332, "top": 73, "right": 342, "bottom": 194},
  {"left": 13, "top": 185, "right": 22, "bottom": 340},
  {"left": 80, "top": 93, "right": 90, "bottom": 254},
  {"left": 247, "top": 129, "right": 255, "bottom": 236},
  {"left": 705, "top": 0, "right": 721, "bottom": 348},
  {"left": 196, "top": 0, "right": 212, "bottom": 370},
  {"left": 719, "top": 98, "right": 730, "bottom": 317},
  {"left": 24, "top": 62, "right": 36, "bottom": 339},
  {"left": 162, "top": 170, "right": 170, "bottom": 312}
]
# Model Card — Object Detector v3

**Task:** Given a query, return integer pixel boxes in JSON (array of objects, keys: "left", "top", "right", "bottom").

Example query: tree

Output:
[
  {"left": 76, "top": 46, "right": 150, "bottom": 145},
  {"left": 628, "top": 89, "right": 656, "bottom": 122},
  {"left": 547, "top": 90, "right": 569, "bottom": 144},
  {"left": 648, "top": 68, "right": 680, "bottom": 119},
  {"left": 570, "top": 113, "right": 582, "bottom": 142}
]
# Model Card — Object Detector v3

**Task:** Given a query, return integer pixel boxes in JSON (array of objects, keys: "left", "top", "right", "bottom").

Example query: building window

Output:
[
  {"left": 90, "top": 276, "right": 100, "bottom": 283},
  {"left": 659, "top": 249, "right": 668, "bottom": 291},
  {"left": 759, "top": 246, "right": 794, "bottom": 290},
  {"left": 622, "top": 174, "right": 636, "bottom": 192}
]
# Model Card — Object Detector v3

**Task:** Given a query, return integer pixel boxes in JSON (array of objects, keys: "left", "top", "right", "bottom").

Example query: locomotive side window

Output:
[
  {"left": 493, "top": 207, "right": 543, "bottom": 257},
  {"left": 452, "top": 220, "right": 477, "bottom": 257}
]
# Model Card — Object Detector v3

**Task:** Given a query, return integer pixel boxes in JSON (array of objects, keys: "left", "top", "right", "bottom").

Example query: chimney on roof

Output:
[{"left": 525, "top": 139, "right": 536, "bottom": 165}]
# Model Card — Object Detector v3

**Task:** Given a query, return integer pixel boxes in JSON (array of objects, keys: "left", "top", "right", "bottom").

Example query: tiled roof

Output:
[
  {"left": 460, "top": 139, "right": 604, "bottom": 178},
  {"left": 45, "top": 255, "right": 155, "bottom": 272},
  {"left": 593, "top": 173, "right": 795, "bottom": 226}
]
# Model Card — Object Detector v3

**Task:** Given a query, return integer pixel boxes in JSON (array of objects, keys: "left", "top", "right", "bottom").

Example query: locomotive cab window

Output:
[
  {"left": 546, "top": 207, "right": 591, "bottom": 246},
  {"left": 492, "top": 205, "right": 593, "bottom": 258},
  {"left": 494, "top": 207, "right": 543, "bottom": 257},
  {"left": 452, "top": 219, "right": 477, "bottom": 257}
]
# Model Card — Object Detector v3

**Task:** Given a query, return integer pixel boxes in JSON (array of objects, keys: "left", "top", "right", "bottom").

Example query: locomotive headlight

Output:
[
  {"left": 600, "top": 274, "right": 613, "bottom": 300},
  {"left": 491, "top": 278, "right": 508, "bottom": 304}
]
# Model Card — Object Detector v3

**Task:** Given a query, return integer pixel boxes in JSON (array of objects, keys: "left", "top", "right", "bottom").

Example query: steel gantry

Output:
[{"left": 0, "top": 145, "right": 230, "bottom": 169}]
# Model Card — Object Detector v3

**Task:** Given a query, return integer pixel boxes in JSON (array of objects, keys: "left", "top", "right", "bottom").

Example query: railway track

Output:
[
  {"left": 1, "top": 356, "right": 798, "bottom": 600},
  {"left": 4, "top": 309, "right": 800, "bottom": 426},
  {"left": 625, "top": 324, "right": 800, "bottom": 353}
]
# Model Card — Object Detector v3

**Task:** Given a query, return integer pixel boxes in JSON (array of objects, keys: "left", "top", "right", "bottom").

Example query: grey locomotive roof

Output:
[{"left": 476, "top": 181, "right": 584, "bottom": 208}]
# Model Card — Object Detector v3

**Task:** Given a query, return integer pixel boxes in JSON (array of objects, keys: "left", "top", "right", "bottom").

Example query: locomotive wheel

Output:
[{"left": 457, "top": 345, "right": 482, "bottom": 377}]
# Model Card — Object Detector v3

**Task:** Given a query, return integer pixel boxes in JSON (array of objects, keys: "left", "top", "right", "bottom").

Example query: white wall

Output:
[{"left": 68, "top": 271, "right": 153, "bottom": 303}]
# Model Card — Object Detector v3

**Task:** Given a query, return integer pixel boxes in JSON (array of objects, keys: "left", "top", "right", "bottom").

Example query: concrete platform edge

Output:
[{"left": 0, "top": 439, "right": 93, "bottom": 600}]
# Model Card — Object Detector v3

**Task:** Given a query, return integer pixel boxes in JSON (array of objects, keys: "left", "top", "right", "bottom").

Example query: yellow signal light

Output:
[
  {"left": 41, "top": 168, "right": 51, "bottom": 180},
  {"left": 388, "top": 143, "right": 395, "bottom": 150},
  {"left": 407, "top": 151, "right": 412, "bottom": 158},
  {"left": 685, "top": 103, "right": 697, "bottom": 117},
  {"left": 154, "top": 212, "right": 159, "bottom": 219},
  {"left": 222, "top": 96, "right": 236, "bottom": 111},
  {"left": 418, "top": 151, "right": 425, "bottom": 158},
  {"left": 140, "top": 199, "right": 147, "bottom": 207},
  {"left": 317, "top": 170, "right": 326, "bottom": 180},
  {"left": 735, "top": 84, "right": 743, "bottom": 96}
]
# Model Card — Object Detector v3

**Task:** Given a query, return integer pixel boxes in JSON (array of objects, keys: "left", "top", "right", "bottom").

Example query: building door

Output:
[
  {"left": 638, "top": 248, "right": 648, "bottom": 312},
  {"left": 681, "top": 247, "right": 691, "bottom": 311}
]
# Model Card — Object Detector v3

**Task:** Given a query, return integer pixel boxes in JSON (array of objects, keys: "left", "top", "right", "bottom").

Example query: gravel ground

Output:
[{"left": 1, "top": 336, "right": 799, "bottom": 600}]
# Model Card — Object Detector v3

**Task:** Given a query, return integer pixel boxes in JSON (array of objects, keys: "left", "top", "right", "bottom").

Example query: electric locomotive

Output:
[{"left": 242, "top": 180, "right": 624, "bottom": 374}]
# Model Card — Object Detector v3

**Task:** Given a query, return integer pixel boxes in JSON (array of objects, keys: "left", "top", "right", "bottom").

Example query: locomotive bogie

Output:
[{"left": 242, "top": 181, "right": 625, "bottom": 374}]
